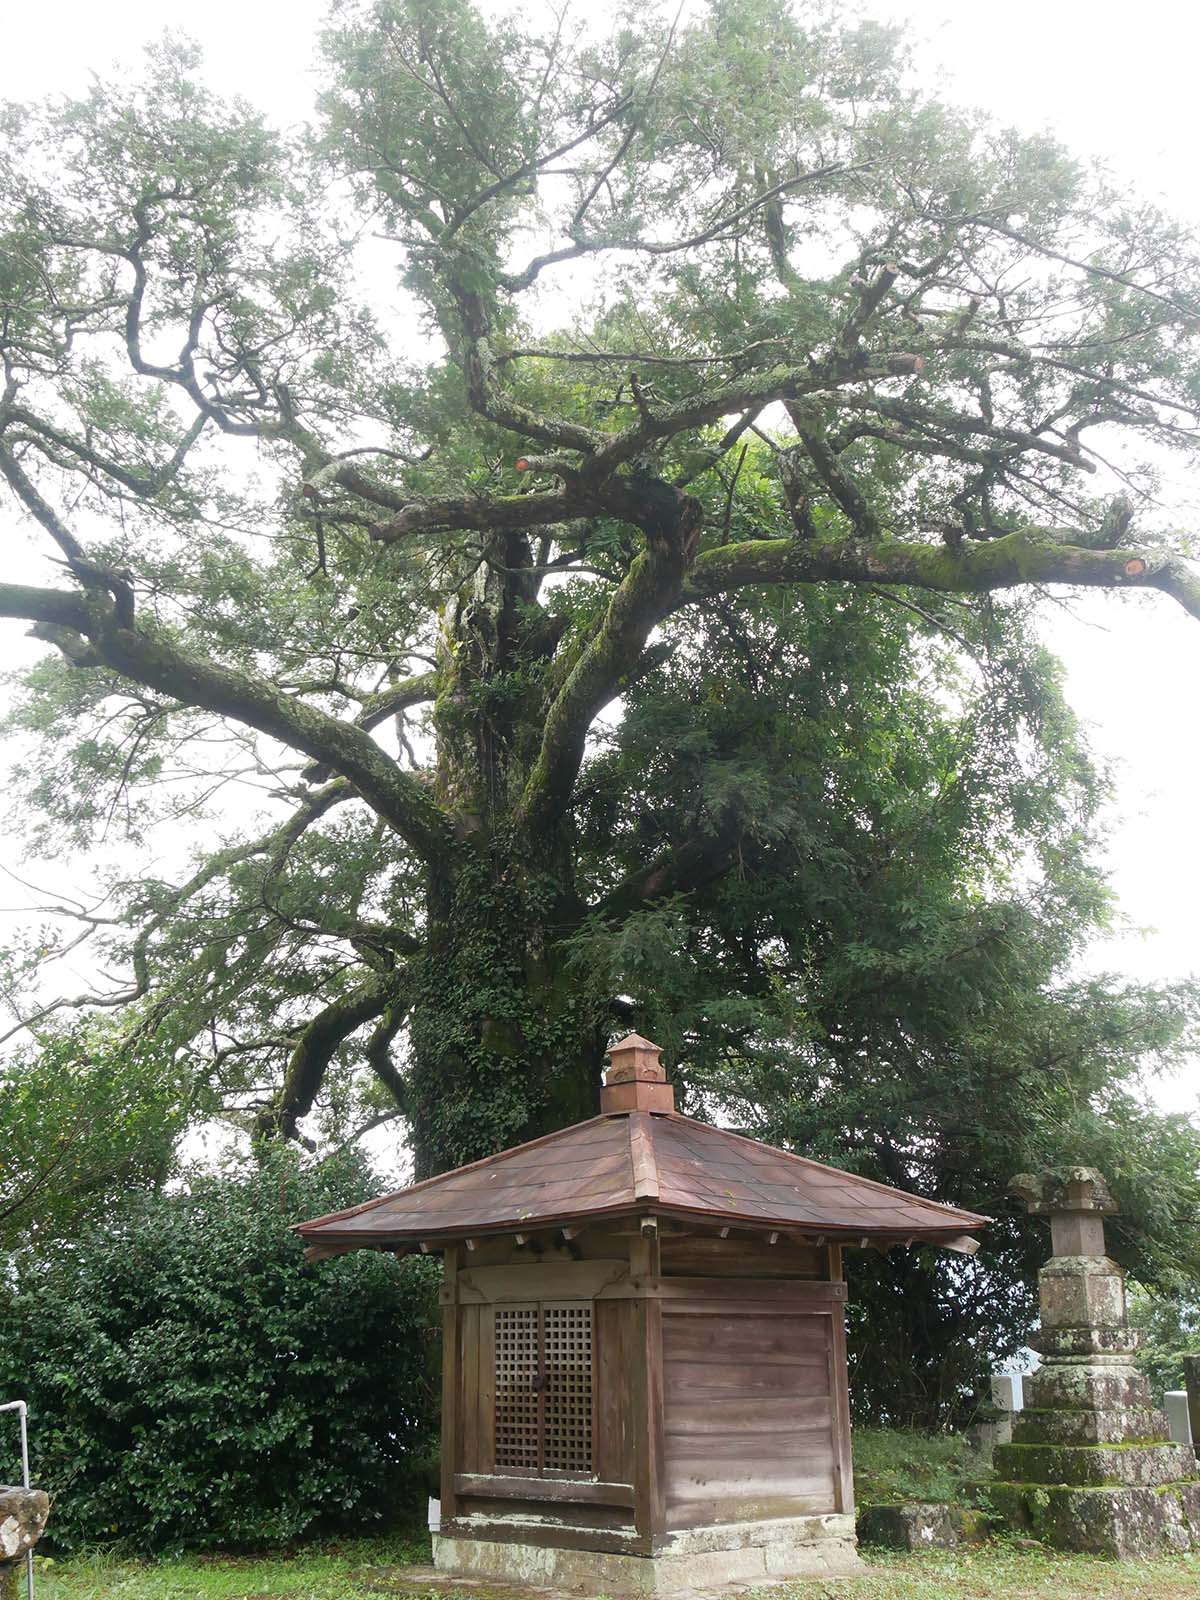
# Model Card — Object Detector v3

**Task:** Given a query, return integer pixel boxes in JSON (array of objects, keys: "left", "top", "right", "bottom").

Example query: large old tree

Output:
[{"left": 2, "top": 0, "right": 1199, "bottom": 1180}]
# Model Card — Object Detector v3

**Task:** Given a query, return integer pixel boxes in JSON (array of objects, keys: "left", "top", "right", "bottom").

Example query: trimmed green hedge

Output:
[{"left": 0, "top": 1150, "right": 439, "bottom": 1552}]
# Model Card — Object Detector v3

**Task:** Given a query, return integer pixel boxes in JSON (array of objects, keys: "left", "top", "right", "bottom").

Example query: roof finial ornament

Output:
[{"left": 601, "top": 1033, "right": 675, "bottom": 1113}]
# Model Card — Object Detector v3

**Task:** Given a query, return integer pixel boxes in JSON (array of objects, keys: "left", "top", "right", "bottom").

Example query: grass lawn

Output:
[{"left": 33, "top": 1534, "right": 1200, "bottom": 1600}]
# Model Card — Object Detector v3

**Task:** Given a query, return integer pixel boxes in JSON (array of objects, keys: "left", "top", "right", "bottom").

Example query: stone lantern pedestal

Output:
[
  {"left": 989, "top": 1169, "right": 1200, "bottom": 1555},
  {"left": 0, "top": 1488, "right": 48, "bottom": 1600}
]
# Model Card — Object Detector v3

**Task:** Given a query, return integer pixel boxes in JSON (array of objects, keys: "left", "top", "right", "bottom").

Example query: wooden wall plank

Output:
[
  {"left": 665, "top": 1491, "right": 834, "bottom": 1530},
  {"left": 667, "top": 1463, "right": 836, "bottom": 1498},
  {"left": 646, "top": 1276, "right": 845, "bottom": 1304},
  {"left": 662, "top": 1313, "right": 829, "bottom": 1363},
  {"left": 645, "top": 1297, "right": 666, "bottom": 1545},
  {"left": 665, "top": 1395, "right": 832, "bottom": 1436},
  {"left": 661, "top": 1306, "right": 838, "bottom": 1530},
  {"left": 479, "top": 1305, "right": 496, "bottom": 1475},
  {"left": 458, "top": 1260, "right": 628, "bottom": 1302},
  {"left": 631, "top": 1295, "right": 666, "bottom": 1546},
  {"left": 664, "top": 1360, "right": 831, "bottom": 1395},
  {"left": 453, "top": 1473, "right": 634, "bottom": 1506},
  {"left": 666, "top": 1432, "right": 834, "bottom": 1463},
  {"left": 593, "top": 1300, "right": 621, "bottom": 1484}
]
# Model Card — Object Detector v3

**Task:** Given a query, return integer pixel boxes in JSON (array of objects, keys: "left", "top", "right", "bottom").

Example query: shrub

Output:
[{"left": 0, "top": 1148, "right": 439, "bottom": 1553}]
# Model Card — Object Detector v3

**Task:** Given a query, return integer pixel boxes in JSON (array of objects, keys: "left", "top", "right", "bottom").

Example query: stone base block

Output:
[
  {"left": 1033, "top": 1326, "right": 1141, "bottom": 1360},
  {"left": 993, "top": 1440, "right": 1196, "bottom": 1488},
  {"left": 1014, "top": 1407, "right": 1170, "bottom": 1446},
  {"left": 988, "top": 1480, "right": 1200, "bottom": 1557},
  {"left": 0, "top": 1489, "right": 49, "bottom": 1600},
  {"left": 0, "top": 1490, "right": 48, "bottom": 1562},
  {"left": 433, "top": 1515, "right": 862, "bottom": 1594},
  {"left": 856, "top": 1502, "right": 987, "bottom": 1551},
  {"left": 1038, "top": 1256, "right": 1126, "bottom": 1332},
  {"left": 967, "top": 1415, "right": 1012, "bottom": 1455},
  {"left": 1025, "top": 1362, "right": 1150, "bottom": 1412}
]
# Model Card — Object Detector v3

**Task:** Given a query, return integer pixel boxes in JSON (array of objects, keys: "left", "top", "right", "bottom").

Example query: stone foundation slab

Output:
[
  {"left": 855, "top": 1502, "right": 987, "bottom": 1550},
  {"left": 433, "top": 1515, "right": 862, "bottom": 1594}
]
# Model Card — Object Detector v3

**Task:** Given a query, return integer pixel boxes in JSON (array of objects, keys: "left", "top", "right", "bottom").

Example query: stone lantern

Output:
[
  {"left": 991, "top": 1167, "right": 1200, "bottom": 1554},
  {"left": 0, "top": 1488, "right": 48, "bottom": 1600}
]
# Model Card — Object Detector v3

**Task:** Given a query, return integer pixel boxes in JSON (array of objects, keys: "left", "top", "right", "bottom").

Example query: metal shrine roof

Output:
[{"left": 298, "top": 1040, "right": 988, "bottom": 1256}]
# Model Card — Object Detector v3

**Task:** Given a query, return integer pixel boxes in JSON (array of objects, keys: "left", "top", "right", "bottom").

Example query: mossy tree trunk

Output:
[
  {"left": 406, "top": 847, "right": 608, "bottom": 1177},
  {"left": 398, "top": 532, "right": 615, "bottom": 1176}
]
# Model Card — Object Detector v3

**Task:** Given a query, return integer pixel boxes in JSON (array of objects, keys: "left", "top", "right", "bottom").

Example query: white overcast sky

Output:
[{"left": 1, "top": 0, "right": 1197, "bottom": 1116}]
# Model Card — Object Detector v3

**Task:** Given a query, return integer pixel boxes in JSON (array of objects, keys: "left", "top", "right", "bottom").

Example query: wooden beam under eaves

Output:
[{"left": 303, "top": 1241, "right": 360, "bottom": 1262}]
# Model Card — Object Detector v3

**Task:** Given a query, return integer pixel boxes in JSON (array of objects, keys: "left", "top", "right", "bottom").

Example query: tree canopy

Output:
[{"left": 1, "top": 0, "right": 1198, "bottom": 1319}]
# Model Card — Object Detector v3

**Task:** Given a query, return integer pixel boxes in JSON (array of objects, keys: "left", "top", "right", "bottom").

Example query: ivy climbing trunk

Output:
[
  {"left": 398, "top": 534, "right": 611, "bottom": 1178},
  {"left": 405, "top": 844, "right": 608, "bottom": 1179}
]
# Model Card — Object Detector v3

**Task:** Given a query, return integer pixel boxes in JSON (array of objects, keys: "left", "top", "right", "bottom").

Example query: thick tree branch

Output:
[
  {"left": 364, "top": 1003, "right": 410, "bottom": 1111},
  {"left": 370, "top": 487, "right": 574, "bottom": 542},
  {"left": 93, "top": 623, "right": 455, "bottom": 861},
  {"left": 0, "top": 581, "right": 90, "bottom": 629},
  {"left": 255, "top": 972, "right": 402, "bottom": 1141},
  {"left": 515, "top": 492, "right": 702, "bottom": 836},
  {"left": 678, "top": 531, "right": 1200, "bottom": 620},
  {"left": 596, "top": 816, "right": 744, "bottom": 923}
]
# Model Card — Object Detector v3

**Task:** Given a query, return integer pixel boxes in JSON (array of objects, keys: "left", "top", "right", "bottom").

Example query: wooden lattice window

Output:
[
  {"left": 543, "top": 1305, "right": 592, "bottom": 1472},
  {"left": 494, "top": 1306, "right": 541, "bottom": 1473},
  {"left": 493, "top": 1302, "right": 593, "bottom": 1475}
]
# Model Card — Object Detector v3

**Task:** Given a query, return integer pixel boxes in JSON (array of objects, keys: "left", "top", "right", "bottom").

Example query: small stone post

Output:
[
  {"left": 1165, "top": 1393, "right": 1193, "bottom": 1446},
  {"left": 1186, "top": 1357, "right": 1200, "bottom": 1454},
  {"left": 989, "top": 1168, "right": 1200, "bottom": 1555},
  {"left": 0, "top": 1487, "right": 48, "bottom": 1600},
  {"left": 968, "top": 1372, "right": 1018, "bottom": 1458}
]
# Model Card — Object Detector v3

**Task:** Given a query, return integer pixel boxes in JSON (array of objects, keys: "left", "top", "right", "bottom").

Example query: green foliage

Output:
[
  {"left": 0, "top": 1025, "right": 187, "bottom": 1251},
  {"left": 0, "top": 1150, "right": 439, "bottom": 1553},
  {"left": 568, "top": 581, "right": 1200, "bottom": 1424},
  {"left": 852, "top": 1427, "right": 989, "bottom": 1508},
  {"left": 1130, "top": 1289, "right": 1200, "bottom": 1405}
]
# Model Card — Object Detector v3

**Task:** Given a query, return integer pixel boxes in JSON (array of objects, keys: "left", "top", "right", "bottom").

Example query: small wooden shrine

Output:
[{"left": 299, "top": 1036, "right": 986, "bottom": 1594}]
